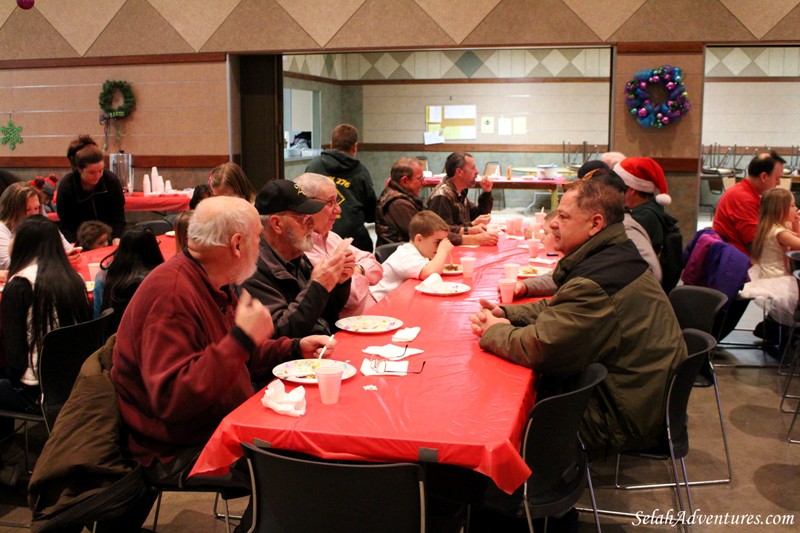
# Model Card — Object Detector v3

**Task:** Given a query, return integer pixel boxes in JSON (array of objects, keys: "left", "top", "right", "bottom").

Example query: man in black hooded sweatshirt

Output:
[{"left": 306, "top": 124, "right": 377, "bottom": 252}]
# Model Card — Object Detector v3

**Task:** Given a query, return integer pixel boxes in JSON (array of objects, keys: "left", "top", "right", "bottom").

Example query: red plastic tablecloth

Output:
[
  {"left": 190, "top": 235, "right": 551, "bottom": 493},
  {"left": 423, "top": 174, "right": 566, "bottom": 190},
  {"left": 124, "top": 192, "right": 190, "bottom": 212},
  {"left": 46, "top": 192, "right": 189, "bottom": 222},
  {"left": 76, "top": 234, "right": 179, "bottom": 281}
]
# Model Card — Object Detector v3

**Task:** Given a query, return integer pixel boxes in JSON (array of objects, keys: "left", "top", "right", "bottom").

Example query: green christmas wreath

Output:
[
  {"left": 99, "top": 80, "right": 135, "bottom": 117},
  {"left": 98, "top": 80, "right": 135, "bottom": 149}
]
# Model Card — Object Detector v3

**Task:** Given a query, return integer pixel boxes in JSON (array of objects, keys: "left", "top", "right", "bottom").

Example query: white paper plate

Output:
[
  {"left": 415, "top": 282, "right": 471, "bottom": 296},
  {"left": 335, "top": 315, "right": 403, "bottom": 333},
  {"left": 518, "top": 266, "right": 553, "bottom": 278},
  {"left": 272, "top": 359, "right": 356, "bottom": 384},
  {"left": 442, "top": 264, "right": 463, "bottom": 275}
]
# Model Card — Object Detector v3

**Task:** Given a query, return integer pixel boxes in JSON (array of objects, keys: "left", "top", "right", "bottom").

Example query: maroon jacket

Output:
[{"left": 111, "top": 251, "right": 297, "bottom": 466}]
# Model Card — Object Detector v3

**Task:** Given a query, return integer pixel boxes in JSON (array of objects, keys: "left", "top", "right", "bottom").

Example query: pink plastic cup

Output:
[
  {"left": 461, "top": 256, "right": 477, "bottom": 278},
  {"left": 503, "top": 263, "right": 519, "bottom": 279},
  {"left": 316, "top": 364, "right": 344, "bottom": 405},
  {"left": 499, "top": 278, "right": 516, "bottom": 304}
]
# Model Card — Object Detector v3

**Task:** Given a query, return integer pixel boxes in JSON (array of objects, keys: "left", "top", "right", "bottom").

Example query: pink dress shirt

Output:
[{"left": 305, "top": 231, "right": 383, "bottom": 317}]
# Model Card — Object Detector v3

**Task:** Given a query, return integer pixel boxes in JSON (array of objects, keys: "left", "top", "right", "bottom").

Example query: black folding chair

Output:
[
  {"left": 242, "top": 442, "right": 426, "bottom": 533},
  {"left": 522, "top": 363, "right": 607, "bottom": 533},
  {"left": 375, "top": 242, "right": 403, "bottom": 263},
  {"left": 612, "top": 329, "right": 717, "bottom": 517},
  {"left": 668, "top": 286, "right": 732, "bottom": 485}
]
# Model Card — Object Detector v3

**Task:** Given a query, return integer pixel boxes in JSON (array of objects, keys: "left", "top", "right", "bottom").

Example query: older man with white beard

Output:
[{"left": 242, "top": 179, "right": 355, "bottom": 337}]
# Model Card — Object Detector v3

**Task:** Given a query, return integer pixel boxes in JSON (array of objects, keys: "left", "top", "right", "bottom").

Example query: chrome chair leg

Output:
[{"left": 151, "top": 491, "right": 163, "bottom": 532}]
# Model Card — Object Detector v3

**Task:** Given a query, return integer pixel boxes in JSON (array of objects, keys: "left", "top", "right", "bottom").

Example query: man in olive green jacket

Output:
[{"left": 470, "top": 180, "right": 686, "bottom": 453}]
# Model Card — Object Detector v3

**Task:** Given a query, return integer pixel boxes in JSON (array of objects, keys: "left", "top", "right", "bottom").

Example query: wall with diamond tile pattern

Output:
[{"left": 0, "top": 1, "right": 798, "bottom": 61}]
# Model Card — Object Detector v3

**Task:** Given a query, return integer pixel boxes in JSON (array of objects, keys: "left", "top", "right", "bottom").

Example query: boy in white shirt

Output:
[{"left": 371, "top": 211, "right": 453, "bottom": 302}]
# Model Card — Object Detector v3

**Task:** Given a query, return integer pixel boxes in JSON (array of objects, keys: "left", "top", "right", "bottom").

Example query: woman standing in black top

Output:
[{"left": 56, "top": 135, "right": 125, "bottom": 244}]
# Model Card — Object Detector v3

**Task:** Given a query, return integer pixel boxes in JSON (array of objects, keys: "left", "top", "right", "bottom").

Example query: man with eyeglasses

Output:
[
  {"left": 376, "top": 157, "right": 497, "bottom": 247},
  {"left": 243, "top": 180, "right": 354, "bottom": 338},
  {"left": 296, "top": 173, "right": 383, "bottom": 318}
]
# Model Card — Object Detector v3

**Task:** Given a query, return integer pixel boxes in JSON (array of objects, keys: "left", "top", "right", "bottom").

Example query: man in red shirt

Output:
[
  {"left": 711, "top": 150, "right": 785, "bottom": 342},
  {"left": 713, "top": 151, "right": 785, "bottom": 255}
]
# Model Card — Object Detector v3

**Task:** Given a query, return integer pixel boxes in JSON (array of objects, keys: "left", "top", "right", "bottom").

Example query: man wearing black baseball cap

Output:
[{"left": 242, "top": 179, "right": 355, "bottom": 338}]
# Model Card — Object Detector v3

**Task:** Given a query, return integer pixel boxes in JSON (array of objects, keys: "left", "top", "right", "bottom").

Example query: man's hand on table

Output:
[
  {"left": 469, "top": 299, "right": 510, "bottom": 336},
  {"left": 474, "top": 231, "right": 498, "bottom": 246},
  {"left": 472, "top": 214, "right": 492, "bottom": 227},
  {"left": 299, "top": 335, "right": 336, "bottom": 359},
  {"left": 236, "top": 290, "right": 274, "bottom": 345},
  {"left": 496, "top": 281, "right": 528, "bottom": 299}
]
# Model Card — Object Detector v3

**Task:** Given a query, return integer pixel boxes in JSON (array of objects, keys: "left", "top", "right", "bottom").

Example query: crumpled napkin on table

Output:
[
  {"left": 419, "top": 273, "right": 443, "bottom": 287},
  {"left": 363, "top": 343, "right": 423, "bottom": 360},
  {"left": 261, "top": 380, "right": 306, "bottom": 417},
  {"left": 392, "top": 327, "right": 420, "bottom": 343}
]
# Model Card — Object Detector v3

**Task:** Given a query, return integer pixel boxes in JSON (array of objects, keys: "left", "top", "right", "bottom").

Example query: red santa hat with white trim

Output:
[{"left": 613, "top": 157, "right": 672, "bottom": 206}]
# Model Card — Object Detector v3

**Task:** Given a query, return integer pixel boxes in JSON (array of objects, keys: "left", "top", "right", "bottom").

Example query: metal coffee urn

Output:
[{"left": 109, "top": 151, "right": 134, "bottom": 195}]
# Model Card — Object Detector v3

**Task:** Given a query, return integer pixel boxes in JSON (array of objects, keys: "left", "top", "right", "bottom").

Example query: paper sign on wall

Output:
[
  {"left": 481, "top": 117, "right": 495, "bottom": 134},
  {"left": 498, "top": 117, "right": 512, "bottom": 136},
  {"left": 512, "top": 117, "right": 527, "bottom": 135},
  {"left": 426, "top": 104, "right": 477, "bottom": 140}
]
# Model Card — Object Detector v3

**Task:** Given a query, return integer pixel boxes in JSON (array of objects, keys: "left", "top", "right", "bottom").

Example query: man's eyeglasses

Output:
[
  {"left": 369, "top": 353, "right": 426, "bottom": 375},
  {"left": 316, "top": 197, "right": 339, "bottom": 209}
]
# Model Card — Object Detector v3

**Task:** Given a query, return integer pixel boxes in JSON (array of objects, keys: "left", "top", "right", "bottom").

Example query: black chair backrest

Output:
[
  {"left": 375, "top": 242, "right": 403, "bottom": 264},
  {"left": 666, "top": 329, "right": 717, "bottom": 457},
  {"left": 134, "top": 219, "right": 172, "bottom": 236},
  {"left": 669, "top": 285, "right": 728, "bottom": 336},
  {"left": 242, "top": 442, "right": 425, "bottom": 533},
  {"left": 788, "top": 251, "right": 800, "bottom": 273},
  {"left": 38, "top": 310, "right": 115, "bottom": 433},
  {"left": 522, "top": 363, "right": 606, "bottom": 513}
]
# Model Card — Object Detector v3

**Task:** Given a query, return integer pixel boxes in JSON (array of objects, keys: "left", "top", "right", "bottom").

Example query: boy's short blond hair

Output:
[{"left": 408, "top": 210, "right": 449, "bottom": 240}]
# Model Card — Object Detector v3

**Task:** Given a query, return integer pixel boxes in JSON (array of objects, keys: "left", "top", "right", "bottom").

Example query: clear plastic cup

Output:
[
  {"left": 534, "top": 212, "right": 547, "bottom": 226},
  {"left": 316, "top": 364, "right": 344, "bottom": 405},
  {"left": 503, "top": 263, "right": 519, "bottom": 279},
  {"left": 461, "top": 256, "right": 477, "bottom": 278},
  {"left": 499, "top": 278, "right": 516, "bottom": 304}
]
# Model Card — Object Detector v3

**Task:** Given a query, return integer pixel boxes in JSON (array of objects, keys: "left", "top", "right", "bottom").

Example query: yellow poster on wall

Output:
[{"left": 426, "top": 104, "right": 477, "bottom": 140}]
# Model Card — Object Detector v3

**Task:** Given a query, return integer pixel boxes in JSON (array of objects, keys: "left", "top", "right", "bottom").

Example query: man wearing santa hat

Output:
[{"left": 613, "top": 156, "right": 679, "bottom": 255}]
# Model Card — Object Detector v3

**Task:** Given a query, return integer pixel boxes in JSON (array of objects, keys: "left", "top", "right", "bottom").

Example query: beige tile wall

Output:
[
  {"left": 0, "top": 61, "right": 229, "bottom": 160},
  {"left": 362, "top": 82, "right": 610, "bottom": 145}
]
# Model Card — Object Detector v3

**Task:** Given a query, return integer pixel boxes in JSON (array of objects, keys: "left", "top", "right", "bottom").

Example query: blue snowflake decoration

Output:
[{"left": 0, "top": 119, "right": 23, "bottom": 150}]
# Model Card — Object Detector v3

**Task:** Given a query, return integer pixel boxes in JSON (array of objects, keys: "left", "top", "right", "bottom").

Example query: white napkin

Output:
[
  {"left": 392, "top": 327, "right": 420, "bottom": 343},
  {"left": 360, "top": 358, "right": 408, "bottom": 376},
  {"left": 363, "top": 344, "right": 423, "bottom": 360},
  {"left": 531, "top": 257, "right": 559, "bottom": 265},
  {"left": 261, "top": 380, "right": 306, "bottom": 417},
  {"left": 419, "top": 273, "right": 443, "bottom": 287}
]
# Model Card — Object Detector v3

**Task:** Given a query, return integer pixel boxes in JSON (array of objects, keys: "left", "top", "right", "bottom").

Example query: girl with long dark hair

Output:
[
  {"left": 93, "top": 227, "right": 164, "bottom": 331},
  {"left": 0, "top": 216, "right": 90, "bottom": 484}
]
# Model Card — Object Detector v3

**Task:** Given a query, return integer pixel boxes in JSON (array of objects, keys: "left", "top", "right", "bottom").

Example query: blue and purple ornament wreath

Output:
[{"left": 625, "top": 65, "right": 690, "bottom": 128}]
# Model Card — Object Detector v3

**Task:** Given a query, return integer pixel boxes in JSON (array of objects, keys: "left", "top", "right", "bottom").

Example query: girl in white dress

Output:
[{"left": 743, "top": 189, "right": 800, "bottom": 325}]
